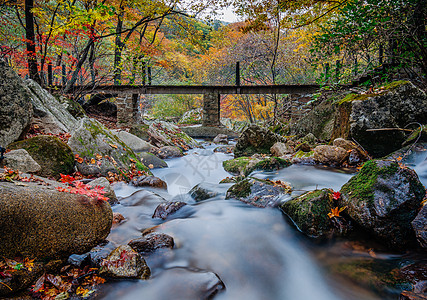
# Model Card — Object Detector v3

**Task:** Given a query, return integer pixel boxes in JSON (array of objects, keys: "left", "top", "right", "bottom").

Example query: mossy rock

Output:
[
  {"left": 339, "top": 160, "right": 425, "bottom": 249},
  {"left": 403, "top": 125, "right": 427, "bottom": 146},
  {"left": 223, "top": 157, "right": 252, "bottom": 175},
  {"left": 280, "top": 189, "right": 346, "bottom": 238},
  {"left": 68, "top": 118, "right": 151, "bottom": 177},
  {"left": 8, "top": 135, "right": 74, "bottom": 178},
  {"left": 245, "top": 157, "right": 292, "bottom": 175},
  {"left": 226, "top": 177, "right": 291, "bottom": 208},
  {"left": 57, "top": 96, "right": 86, "bottom": 118}
]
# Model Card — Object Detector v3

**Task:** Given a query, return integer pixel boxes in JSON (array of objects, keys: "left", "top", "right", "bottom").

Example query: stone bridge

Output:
[{"left": 65, "top": 84, "right": 322, "bottom": 127}]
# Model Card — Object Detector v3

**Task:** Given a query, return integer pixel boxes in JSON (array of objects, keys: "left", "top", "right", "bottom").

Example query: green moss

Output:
[
  {"left": 223, "top": 157, "right": 252, "bottom": 175},
  {"left": 226, "top": 179, "right": 252, "bottom": 198},
  {"left": 8, "top": 135, "right": 74, "bottom": 178},
  {"left": 381, "top": 80, "right": 410, "bottom": 91},
  {"left": 294, "top": 150, "right": 314, "bottom": 158},
  {"left": 247, "top": 157, "right": 292, "bottom": 174},
  {"left": 337, "top": 93, "right": 380, "bottom": 104}
]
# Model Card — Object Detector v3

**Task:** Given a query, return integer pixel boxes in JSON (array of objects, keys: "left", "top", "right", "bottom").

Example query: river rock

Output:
[
  {"left": 112, "top": 130, "right": 154, "bottom": 152},
  {"left": 333, "top": 138, "right": 369, "bottom": 165},
  {"left": 313, "top": 145, "right": 349, "bottom": 166},
  {"left": 339, "top": 160, "right": 426, "bottom": 248},
  {"left": 234, "top": 125, "right": 286, "bottom": 157},
  {"left": 0, "top": 180, "right": 112, "bottom": 260},
  {"left": 87, "top": 177, "right": 118, "bottom": 205},
  {"left": 131, "top": 175, "right": 167, "bottom": 189},
  {"left": 152, "top": 145, "right": 183, "bottom": 159},
  {"left": 100, "top": 245, "right": 150, "bottom": 279},
  {"left": 8, "top": 135, "right": 74, "bottom": 178},
  {"left": 189, "top": 182, "right": 219, "bottom": 201},
  {"left": 411, "top": 205, "right": 427, "bottom": 249},
  {"left": 152, "top": 202, "right": 187, "bottom": 220},
  {"left": 271, "top": 142, "right": 293, "bottom": 156},
  {"left": 213, "top": 145, "right": 234, "bottom": 153},
  {"left": 223, "top": 157, "right": 255, "bottom": 176},
  {"left": 292, "top": 150, "right": 315, "bottom": 165},
  {"left": 0, "top": 62, "right": 33, "bottom": 147},
  {"left": 139, "top": 151, "right": 168, "bottom": 168},
  {"left": 0, "top": 149, "right": 41, "bottom": 173},
  {"left": 148, "top": 121, "right": 199, "bottom": 150},
  {"left": 128, "top": 232, "right": 174, "bottom": 254},
  {"left": 213, "top": 134, "right": 228, "bottom": 144},
  {"left": 129, "top": 123, "right": 150, "bottom": 141},
  {"left": 68, "top": 118, "right": 151, "bottom": 176},
  {"left": 280, "top": 189, "right": 349, "bottom": 238},
  {"left": 226, "top": 177, "right": 291, "bottom": 208}
]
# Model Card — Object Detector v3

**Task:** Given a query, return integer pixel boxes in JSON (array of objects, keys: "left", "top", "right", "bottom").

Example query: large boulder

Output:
[
  {"left": 8, "top": 135, "right": 75, "bottom": 178},
  {"left": 0, "top": 179, "right": 112, "bottom": 260},
  {"left": 138, "top": 152, "right": 168, "bottom": 169},
  {"left": 270, "top": 142, "right": 293, "bottom": 156},
  {"left": 234, "top": 125, "right": 286, "bottom": 157},
  {"left": 112, "top": 130, "right": 154, "bottom": 153},
  {"left": 0, "top": 62, "right": 33, "bottom": 146},
  {"left": 226, "top": 177, "right": 291, "bottom": 208},
  {"left": 67, "top": 118, "right": 151, "bottom": 177},
  {"left": 280, "top": 189, "right": 349, "bottom": 238},
  {"left": 335, "top": 81, "right": 427, "bottom": 157},
  {"left": 26, "top": 79, "right": 79, "bottom": 134},
  {"left": 148, "top": 121, "right": 199, "bottom": 150},
  {"left": 339, "top": 160, "right": 426, "bottom": 248}
]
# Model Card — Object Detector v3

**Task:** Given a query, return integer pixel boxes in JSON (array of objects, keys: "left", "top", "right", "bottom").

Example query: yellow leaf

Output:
[
  {"left": 95, "top": 154, "right": 102, "bottom": 160},
  {"left": 90, "top": 158, "right": 96, "bottom": 164},
  {"left": 148, "top": 164, "right": 154, "bottom": 169},
  {"left": 109, "top": 144, "right": 118, "bottom": 149}
]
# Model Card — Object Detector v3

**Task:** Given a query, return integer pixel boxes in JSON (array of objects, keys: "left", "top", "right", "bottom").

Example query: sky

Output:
[{"left": 218, "top": 7, "right": 241, "bottom": 23}]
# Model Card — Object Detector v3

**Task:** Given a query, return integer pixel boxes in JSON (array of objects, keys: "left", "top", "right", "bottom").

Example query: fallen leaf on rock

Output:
[{"left": 109, "top": 144, "right": 118, "bottom": 149}]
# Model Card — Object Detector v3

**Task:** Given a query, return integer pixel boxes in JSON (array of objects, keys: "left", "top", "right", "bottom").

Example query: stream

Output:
[{"left": 97, "top": 142, "right": 427, "bottom": 300}]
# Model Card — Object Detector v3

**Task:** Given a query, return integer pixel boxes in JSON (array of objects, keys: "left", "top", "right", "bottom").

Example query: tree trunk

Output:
[{"left": 25, "top": 0, "right": 41, "bottom": 83}]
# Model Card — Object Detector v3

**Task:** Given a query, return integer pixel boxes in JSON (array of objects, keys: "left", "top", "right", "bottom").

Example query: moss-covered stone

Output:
[
  {"left": 403, "top": 125, "right": 427, "bottom": 146},
  {"left": 8, "top": 135, "right": 74, "bottom": 178},
  {"left": 294, "top": 150, "right": 314, "bottom": 158},
  {"left": 339, "top": 160, "right": 425, "bottom": 249},
  {"left": 226, "top": 177, "right": 292, "bottom": 208},
  {"left": 246, "top": 157, "right": 292, "bottom": 174},
  {"left": 129, "top": 124, "right": 150, "bottom": 141},
  {"left": 280, "top": 189, "right": 343, "bottom": 238},
  {"left": 57, "top": 96, "right": 86, "bottom": 118},
  {"left": 68, "top": 118, "right": 151, "bottom": 177},
  {"left": 234, "top": 125, "right": 285, "bottom": 157},
  {"left": 223, "top": 157, "right": 252, "bottom": 175}
]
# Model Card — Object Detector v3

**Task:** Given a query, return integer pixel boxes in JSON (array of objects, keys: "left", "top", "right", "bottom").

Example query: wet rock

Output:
[
  {"left": 333, "top": 138, "right": 369, "bottom": 165},
  {"left": 400, "top": 291, "right": 427, "bottom": 300},
  {"left": 223, "top": 156, "right": 291, "bottom": 177},
  {"left": 112, "top": 212, "right": 125, "bottom": 225},
  {"left": 403, "top": 126, "right": 427, "bottom": 147},
  {"left": 152, "top": 145, "right": 183, "bottom": 159},
  {"left": 181, "top": 125, "right": 238, "bottom": 139},
  {"left": 128, "top": 232, "right": 174, "bottom": 254},
  {"left": 313, "top": 145, "right": 349, "bottom": 166},
  {"left": 0, "top": 180, "right": 112, "bottom": 260},
  {"left": 112, "top": 130, "right": 154, "bottom": 152},
  {"left": 131, "top": 175, "right": 167, "bottom": 189},
  {"left": 339, "top": 160, "right": 426, "bottom": 248},
  {"left": 100, "top": 245, "right": 150, "bottom": 279},
  {"left": 87, "top": 177, "right": 118, "bottom": 205},
  {"left": 300, "top": 133, "right": 318, "bottom": 145},
  {"left": 226, "top": 177, "right": 291, "bottom": 208},
  {"left": 68, "top": 253, "right": 90, "bottom": 267},
  {"left": 270, "top": 142, "right": 293, "bottom": 156},
  {"left": 129, "top": 123, "right": 150, "bottom": 141},
  {"left": 189, "top": 182, "right": 219, "bottom": 201},
  {"left": 88, "top": 241, "right": 116, "bottom": 267},
  {"left": 280, "top": 189, "right": 349, "bottom": 238},
  {"left": 68, "top": 118, "right": 151, "bottom": 176},
  {"left": 213, "top": 145, "right": 234, "bottom": 153},
  {"left": 138, "top": 152, "right": 168, "bottom": 168},
  {"left": 8, "top": 135, "right": 74, "bottom": 179},
  {"left": 213, "top": 134, "right": 228, "bottom": 144},
  {"left": 152, "top": 202, "right": 187, "bottom": 220},
  {"left": 0, "top": 62, "right": 33, "bottom": 147},
  {"left": 148, "top": 121, "right": 199, "bottom": 150},
  {"left": 411, "top": 205, "right": 427, "bottom": 249},
  {"left": 234, "top": 125, "right": 285, "bottom": 157},
  {"left": 0, "top": 149, "right": 41, "bottom": 173}
]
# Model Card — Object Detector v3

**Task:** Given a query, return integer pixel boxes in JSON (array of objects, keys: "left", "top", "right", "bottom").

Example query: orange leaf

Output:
[{"left": 109, "top": 144, "right": 118, "bottom": 149}]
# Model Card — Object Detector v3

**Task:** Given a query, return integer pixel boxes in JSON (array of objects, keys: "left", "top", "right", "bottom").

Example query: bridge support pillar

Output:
[
  {"left": 202, "top": 92, "right": 220, "bottom": 127},
  {"left": 117, "top": 93, "right": 140, "bottom": 127}
]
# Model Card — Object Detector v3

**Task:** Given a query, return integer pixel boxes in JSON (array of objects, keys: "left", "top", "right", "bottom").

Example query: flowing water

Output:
[{"left": 97, "top": 143, "right": 427, "bottom": 300}]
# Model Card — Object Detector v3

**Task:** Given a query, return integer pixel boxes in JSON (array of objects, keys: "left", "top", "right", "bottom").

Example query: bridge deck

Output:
[{"left": 57, "top": 84, "right": 326, "bottom": 95}]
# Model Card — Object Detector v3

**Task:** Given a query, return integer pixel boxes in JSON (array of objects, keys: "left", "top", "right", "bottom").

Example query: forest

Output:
[{"left": 1, "top": 0, "right": 425, "bottom": 123}]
